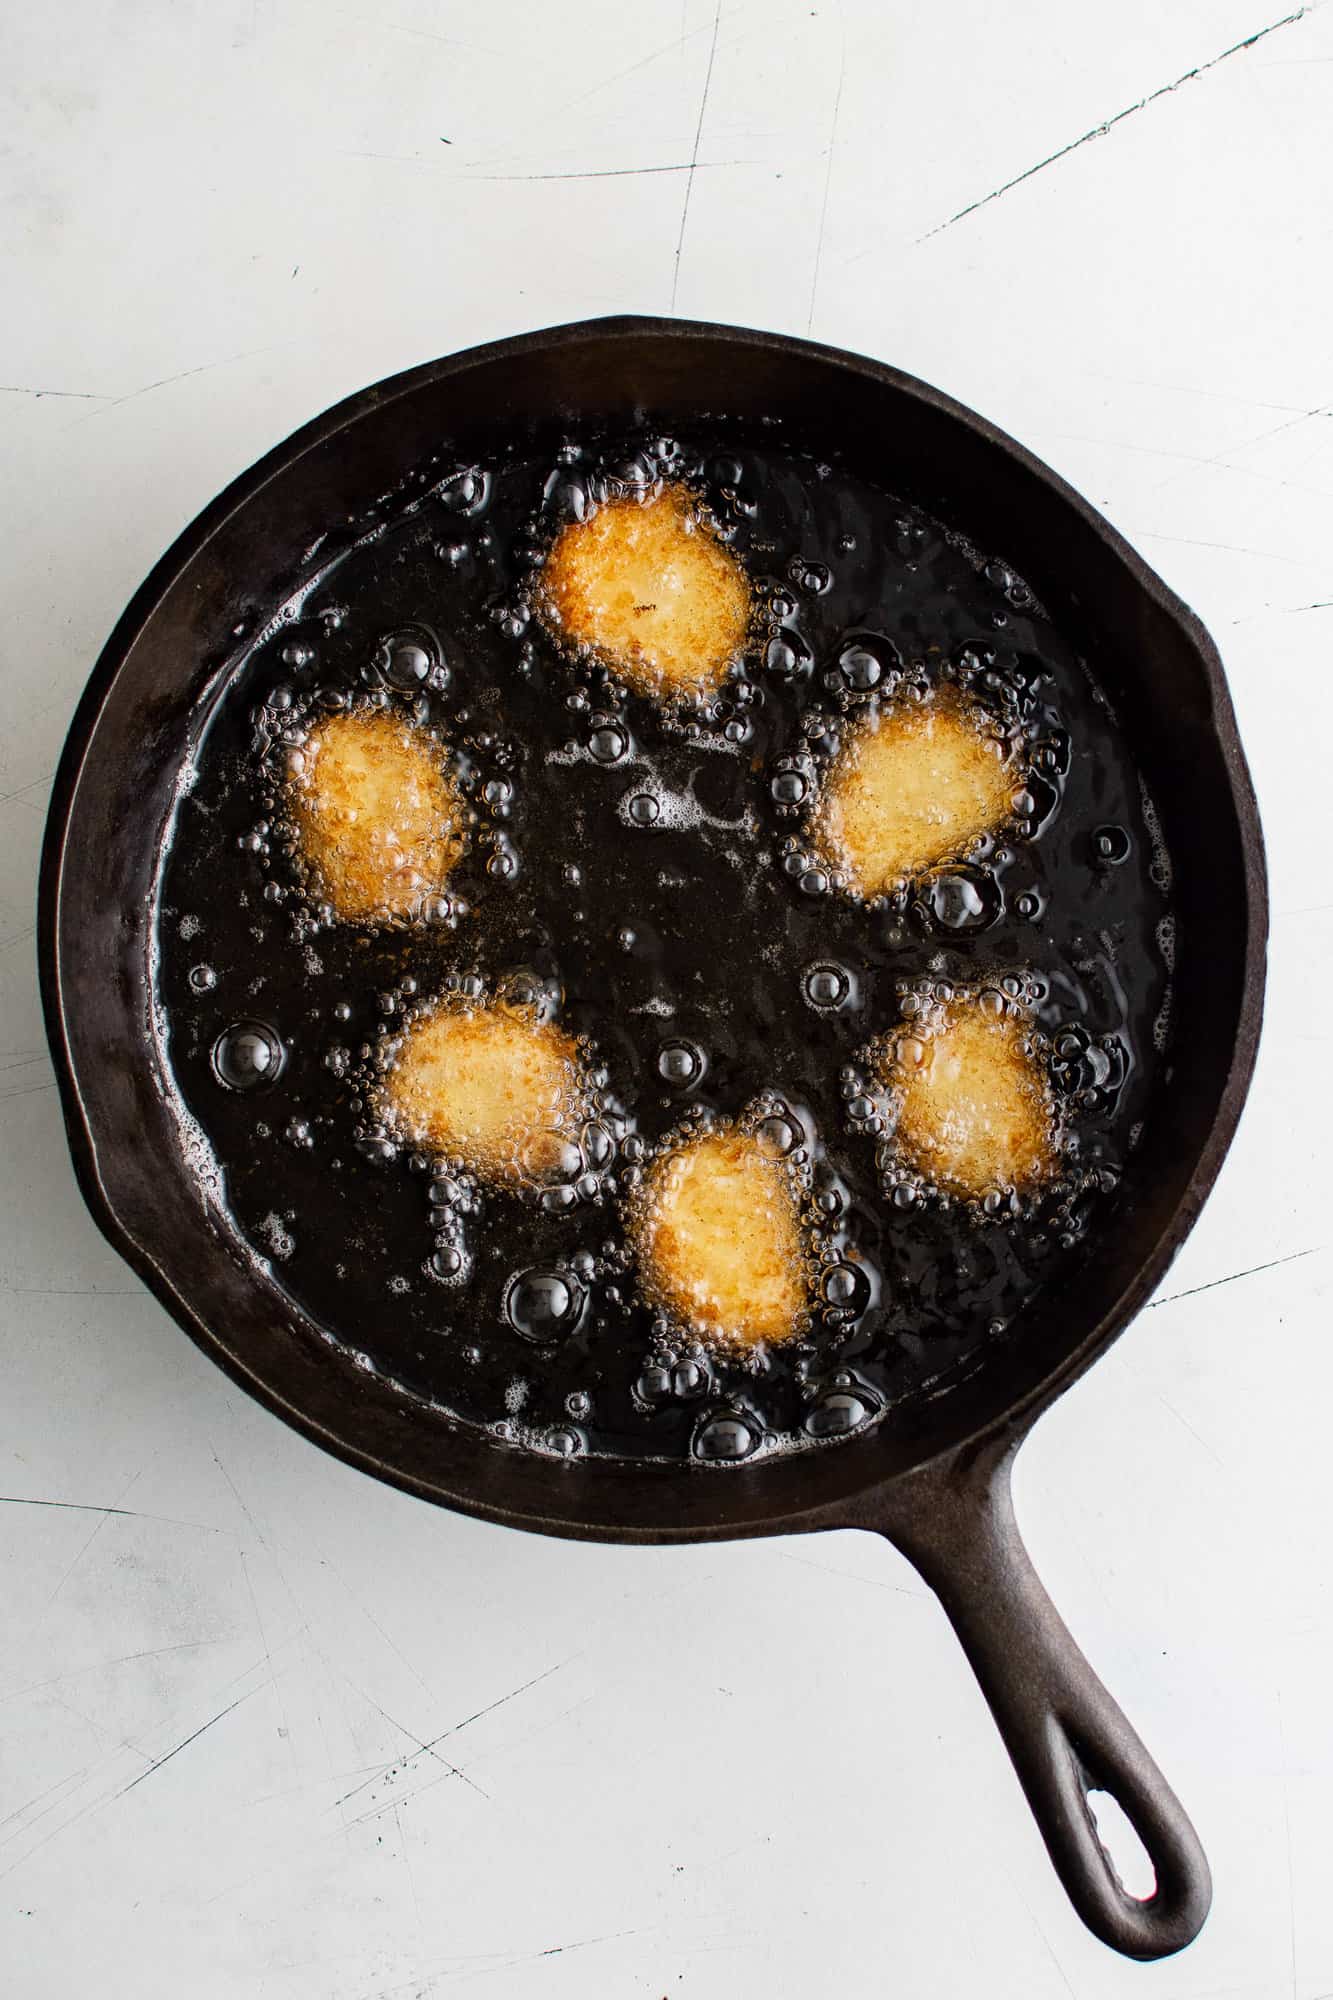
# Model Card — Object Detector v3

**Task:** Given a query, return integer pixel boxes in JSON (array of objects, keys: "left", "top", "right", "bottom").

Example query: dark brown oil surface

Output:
[{"left": 156, "top": 429, "right": 1172, "bottom": 1464}]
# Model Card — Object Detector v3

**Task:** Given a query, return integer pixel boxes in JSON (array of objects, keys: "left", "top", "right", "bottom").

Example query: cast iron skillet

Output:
[{"left": 39, "top": 317, "right": 1266, "bottom": 1960}]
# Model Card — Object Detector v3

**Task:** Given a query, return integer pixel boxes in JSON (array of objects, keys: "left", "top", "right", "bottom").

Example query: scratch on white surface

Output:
[
  {"left": 0, "top": 1670, "right": 274, "bottom": 1884},
  {"left": 328, "top": 8, "right": 504, "bottom": 59},
  {"left": 0, "top": 1494, "right": 221, "bottom": 1527},
  {"left": 1043, "top": 428, "right": 1333, "bottom": 505},
  {"left": 0, "top": 385, "right": 109, "bottom": 400},
  {"left": 1147, "top": 1245, "right": 1323, "bottom": 1309},
  {"left": 391, "top": 1801, "right": 425, "bottom": 1957},
  {"left": 1010, "top": 1872, "right": 1080, "bottom": 2000},
  {"left": 1087, "top": 369, "right": 1330, "bottom": 415},
  {"left": 359, "top": 1927, "right": 650, "bottom": 1997},
  {"left": 1156, "top": 1397, "right": 1227, "bottom": 1469},
  {"left": 459, "top": 19, "right": 716, "bottom": 171},
  {"left": 210, "top": 1444, "right": 306, "bottom": 1768},
  {"left": 114, "top": 1688, "right": 255, "bottom": 1800},
  {"left": 353, "top": 1688, "right": 489, "bottom": 1800},
  {"left": 670, "top": 0, "right": 723, "bottom": 310},
  {"left": 913, "top": 4, "right": 1321, "bottom": 242},
  {"left": 331, "top": 1657, "right": 571, "bottom": 1815},
  {"left": 337, "top": 1689, "right": 600, "bottom": 1832},
  {"left": 0, "top": 1285, "right": 148, "bottom": 1295},
  {"left": 0, "top": 774, "right": 52, "bottom": 807},
  {"left": 67, "top": 344, "right": 281, "bottom": 425},
  {"left": 341, "top": 155, "right": 752, "bottom": 182},
  {"left": 776, "top": 1547, "right": 928, "bottom": 1599},
  {"left": 1134, "top": 528, "right": 1313, "bottom": 565},
  {"left": 464, "top": 159, "right": 751, "bottom": 183},
  {"left": 0, "top": 1638, "right": 231, "bottom": 1709},
  {"left": 38, "top": 1470, "right": 142, "bottom": 1614},
  {"left": 1232, "top": 600, "right": 1333, "bottom": 623},
  {"left": 805, "top": 11, "right": 846, "bottom": 334},
  {"left": 1146, "top": 401, "right": 1332, "bottom": 499}
]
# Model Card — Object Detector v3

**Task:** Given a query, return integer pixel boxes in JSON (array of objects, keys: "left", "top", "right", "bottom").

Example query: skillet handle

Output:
[{"left": 876, "top": 1439, "right": 1211, "bottom": 1959}]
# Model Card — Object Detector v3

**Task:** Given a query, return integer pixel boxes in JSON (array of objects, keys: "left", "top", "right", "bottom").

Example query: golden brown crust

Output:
[
  {"left": 540, "top": 485, "right": 752, "bottom": 700},
  {"left": 631, "top": 1125, "right": 810, "bottom": 1349},
  {"left": 288, "top": 709, "right": 465, "bottom": 924},
  {"left": 378, "top": 1000, "right": 589, "bottom": 1184},
  {"left": 877, "top": 998, "right": 1057, "bottom": 1199},
  {"left": 813, "top": 693, "right": 1017, "bottom": 898}
]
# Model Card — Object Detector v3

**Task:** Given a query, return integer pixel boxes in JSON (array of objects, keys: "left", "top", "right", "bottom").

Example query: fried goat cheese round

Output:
[
  {"left": 288, "top": 709, "right": 466, "bottom": 924},
  {"left": 540, "top": 484, "right": 752, "bottom": 701},
  {"left": 813, "top": 693, "right": 1017, "bottom": 899},
  {"left": 378, "top": 1000, "right": 590, "bottom": 1186},
  {"left": 631, "top": 1125, "right": 810, "bottom": 1349},
  {"left": 877, "top": 998, "right": 1057, "bottom": 1200}
]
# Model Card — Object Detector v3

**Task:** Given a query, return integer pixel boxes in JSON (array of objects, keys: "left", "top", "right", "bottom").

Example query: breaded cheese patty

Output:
[
  {"left": 379, "top": 1000, "right": 590, "bottom": 1185},
  {"left": 541, "top": 485, "right": 752, "bottom": 701},
  {"left": 631, "top": 1124, "right": 809, "bottom": 1348},
  {"left": 814, "top": 693, "right": 1016, "bottom": 898},
  {"left": 288, "top": 709, "right": 465, "bottom": 924},
  {"left": 877, "top": 997, "right": 1056, "bottom": 1199}
]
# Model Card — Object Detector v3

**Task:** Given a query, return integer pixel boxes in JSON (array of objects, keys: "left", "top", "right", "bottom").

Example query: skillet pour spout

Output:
[{"left": 39, "top": 316, "right": 1266, "bottom": 1961}]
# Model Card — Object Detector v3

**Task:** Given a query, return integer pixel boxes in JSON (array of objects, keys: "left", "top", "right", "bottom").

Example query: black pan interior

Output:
[{"left": 42, "top": 318, "right": 1264, "bottom": 1541}]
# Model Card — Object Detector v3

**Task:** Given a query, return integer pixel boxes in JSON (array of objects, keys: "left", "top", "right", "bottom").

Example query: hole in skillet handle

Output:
[{"left": 1087, "top": 1788, "right": 1157, "bottom": 1902}]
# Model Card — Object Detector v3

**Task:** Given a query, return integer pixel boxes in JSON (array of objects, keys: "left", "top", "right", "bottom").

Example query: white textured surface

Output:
[{"left": 2, "top": 3, "right": 1331, "bottom": 1993}]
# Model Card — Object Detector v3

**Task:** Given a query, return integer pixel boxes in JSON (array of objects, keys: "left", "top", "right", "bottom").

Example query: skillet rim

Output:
[{"left": 37, "top": 313, "right": 1268, "bottom": 1543}]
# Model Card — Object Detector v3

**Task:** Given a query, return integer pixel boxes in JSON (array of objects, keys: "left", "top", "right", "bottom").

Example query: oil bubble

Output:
[
  {"left": 673, "top": 1360, "right": 709, "bottom": 1399},
  {"left": 589, "top": 722, "right": 629, "bottom": 765},
  {"left": 545, "top": 1427, "right": 582, "bottom": 1458},
  {"left": 756, "top": 1114, "right": 799, "bottom": 1159},
  {"left": 505, "top": 1269, "right": 584, "bottom": 1343},
  {"left": 766, "top": 630, "right": 812, "bottom": 679},
  {"left": 802, "top": 962, "right": 853, "bottom": 1011},
  {"left": 805, "top": 1391, "right": 873, "bottom": 1438},
  {"left": 821, "top": 1262, "right": 872, "bottom": 1317},
  {"left": 837, "top": 632, "right": 898, "bottom": 691},
  {"left": 212, "top": 1021, "right": 285, "bottom": 1093},
  {"left": 441, "top": 468, "right": 490, "bottom": 516},
  {"left": 376, "top": 626, "right": 438, "bottom": 691},
  {"left": 924, "top": 870, "right": 1000, "bottom": 932},
  {"left": 189, "top": 964, "right": 217, "bottom": 993},
  {"left": 566, "top": 1389, "right": 592, "bottom": 1419},
  {"left": 658, "top": 1040, "right": 704, "bottom": 1087},
  {"left": 771, "top": 767, "right": 809, "bottom": 807},
  {"left": 799, "top": 867, "right": 829, "bottom": 897},
  {"left": 1093, "top": 824, "right": 1132, "bottom": 865},
  {"left": 694, "top": 1413, "right": 757, "bottom": 1462},
  {"left": 627, "top": 791, "right": 660, "bottom": 826}
]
